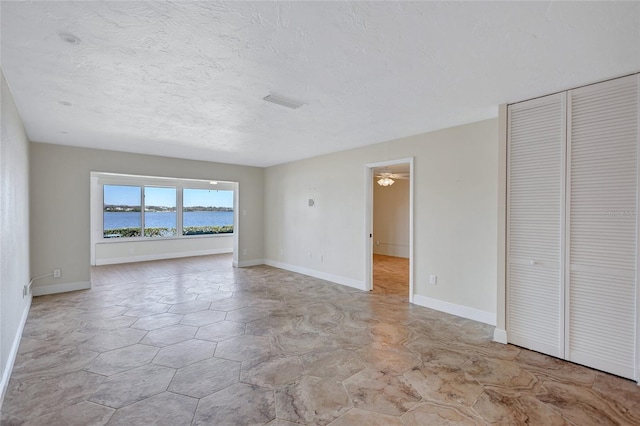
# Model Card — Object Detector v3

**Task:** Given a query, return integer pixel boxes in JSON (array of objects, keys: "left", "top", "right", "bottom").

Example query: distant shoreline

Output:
[{"left": 104, "top": 205, "right": 233, "bottom": 213}]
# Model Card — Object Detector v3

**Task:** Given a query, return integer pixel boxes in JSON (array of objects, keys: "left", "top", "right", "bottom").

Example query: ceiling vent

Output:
[{"left": 263, "top": 94, "right": 305, "bottom": 109}]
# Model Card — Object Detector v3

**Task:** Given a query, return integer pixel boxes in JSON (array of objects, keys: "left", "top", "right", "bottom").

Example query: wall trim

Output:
[
  {"left": 413, "top": 294, "right": 497, "bottom": 326},
  {"left": 236, "top": 259, "right": 265, "bottom": 267},
  {"left": 264, "top": 259, "right": 366, "bottom": 291},
  {"left": 493, "top": 328, "right": 508, "bottom": 344},
  {"left": 95, "top": 248, "right": 233, "bottom": 266},
  {"left": 32, "top": 281, "right": 91, "bottom": 296},
  {"left": 0, "top": 295, "right": 31, "bottom": 409}
]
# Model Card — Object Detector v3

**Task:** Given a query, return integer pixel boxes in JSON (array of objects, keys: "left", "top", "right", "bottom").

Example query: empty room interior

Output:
[{"left": 1, "top": 1, "right": 640, "bottom": 425}]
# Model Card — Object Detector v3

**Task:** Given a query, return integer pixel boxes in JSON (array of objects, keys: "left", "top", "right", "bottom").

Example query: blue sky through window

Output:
[
  {"left": 184, "top": 189, "right": 233, "bottom": 208},
  {"left": 104, "top": 185, "right": 233, "bottom": 208}
]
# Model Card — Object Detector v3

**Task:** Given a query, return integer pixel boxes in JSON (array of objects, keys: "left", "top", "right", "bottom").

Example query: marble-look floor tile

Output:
[
  {"left": 180, "top": 309, "right": 226, "bottom": 326},
  {"left": 225, "top": 306, "right": 271, "bottom": 323},
  {"left": 207, "top": 297, "right": 251, "bottom": 312},
  {"left": 3, "top": 371, "right": 105, "bottom": 419},
  {"left": 3, "top": 255, "right": 639, "bottom": 426},
  {"left": 10, "top": 348, "right": 99, "bottom": 380},
  {"left": 401, "top": 402, "right": 484, "bottom": 426},
  {"left": 152, "top": 339, "right": 217, "bottom": 369},
  {"left": 592, "top": 372, "right": 640, "bottom": 419},
  {"left": 79, "top": 316, "right": 138, "bottom": 333},
  {"left": 17, "top": 332, "right": 93, "bottom": 359},
  {"left": 167, "top": 300, "right": 211, "bottom": 314},
  {"left": 462, "top": 356, "right": 540, "bottom": 393},
  {"left": 473, "top": 387, "right": 568, "bottom": 425},
  {"left": 89, "top": 364, "right": 175, "bottom": 408},
  {"left": 404, "top": 338, "right": 470, "bottom": 368},
  {"left": 320, "top": 326, "right": 373, "bottom": 351},
  {"left": 122, "top": 303, "right": 170, "bottom": 318},
  {"left": 158, "top": 293, "right": 199, "bottom": 304},
  {"left": 193, "top": 383, "right": 275, "bottom": 425},
  {"left": 404, "top": 364, "right": 484, "bottom": 407},
  {"left": 130, "top": 313, "right": 184, "bottom": 331},
  {"left": 195, "top": 320, "right": 245, "bottom": 342},
  {"left": 516, "top": 349, "right": 596, "bottom": 386},
  {"left": 84, "top": 344, "right": 159, "bottom": 376},
  {"left": 271, "top": 331, "right": 334, "bottom": 355},
  {"left": 215, "top": 334, "right": 272, "bottom": 361},
  {"left": 328, "top": 408, "right": 403, "bottom": 426},
  {"left": 79, "top": 328, "right": 148, "bottom": 353},
  {"left": 356, "top": 342, "right": 420, "bottom": 374},
  {"left": 140, "top": 324, "right": 197, "bottom": 347},
  {"left": 22, "top": 401, "right": 115, "bottom": 426},
  {"left": 301, "top": 349, "right": 365, "bottom": 380},
  {"left": 535, "top": 379, "right": 638, "bottom": 425},
  {"left": 195, "top": 290, "right": 234, "bottom": 302},
  {"left": 276, "top": 376, "right": 352, "bottom": 426},
  {"left": 240, "top": 353, "right": 304, "bottom": 388},
  {"left": 168, "top": 356, "right": 240, "bottom": 398},
  {"left": 246, "top": 314, "right": 312, "bottom": 336},
  {"left": 343, "top": 368, "right": 420, "bottom": 416},
  {"left": 369, "top": 322, "right": 412, "bottom": 344},
  {"left": 105, "top": 391, "right": 197, "bottom": 426}
]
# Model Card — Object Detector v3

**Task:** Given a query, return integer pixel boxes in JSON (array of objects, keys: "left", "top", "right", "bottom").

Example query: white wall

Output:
[
  {"left": 0, "top": 70, "right": 31, "bottom": 407},
  {"left": 264, "top": 119, "right": 498, "bottom": 323},
  {"left": 95, "top": 235, "right": 233, "bottom": 265},
  {"left": 373, "top": 178, "right": 410, "bottom": 258},
  {"left": 29, "top": 143, "right": 264, "bottom": 294}
]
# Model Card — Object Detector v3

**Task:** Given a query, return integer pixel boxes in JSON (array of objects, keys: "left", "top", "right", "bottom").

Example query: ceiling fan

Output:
[{"left": 374, "top": 168, "right": 409, "bottom": 186}]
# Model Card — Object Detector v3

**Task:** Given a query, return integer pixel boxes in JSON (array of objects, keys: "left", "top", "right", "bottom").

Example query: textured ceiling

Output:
[{"left": 1, "top": 1, "right": 638, "bottom": 167}]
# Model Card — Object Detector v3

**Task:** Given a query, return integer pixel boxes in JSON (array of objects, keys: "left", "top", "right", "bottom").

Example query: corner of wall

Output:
[{"left": 0, "top": 296, "right": 31, "bottom": 409}]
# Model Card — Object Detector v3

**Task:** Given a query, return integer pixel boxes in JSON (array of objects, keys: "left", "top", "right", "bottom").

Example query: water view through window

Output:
[{"left": 103, "top": 184, "right": 233, "bottom": 238}]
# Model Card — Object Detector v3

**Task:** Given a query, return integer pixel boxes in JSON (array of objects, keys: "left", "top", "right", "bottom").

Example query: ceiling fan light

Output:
[{"left": 377, "top": 177, "right": 395, "bottom": 186}]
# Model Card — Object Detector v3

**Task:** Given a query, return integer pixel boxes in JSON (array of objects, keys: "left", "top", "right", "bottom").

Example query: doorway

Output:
[{"left": 365, "top": 158, "right": 413, "bottom": 302}]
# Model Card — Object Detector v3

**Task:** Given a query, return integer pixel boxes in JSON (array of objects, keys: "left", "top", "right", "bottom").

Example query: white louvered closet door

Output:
[
  {"left": 567, "top": 75, "right": 639, "bottom": 379},
  {"left": 507, "top": 93, "right": 566, "bottom": 358}
]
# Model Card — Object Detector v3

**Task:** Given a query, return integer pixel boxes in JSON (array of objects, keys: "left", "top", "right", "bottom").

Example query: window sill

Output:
[{"left": 98, "top": 233, "right": 234, "bottom": 244}]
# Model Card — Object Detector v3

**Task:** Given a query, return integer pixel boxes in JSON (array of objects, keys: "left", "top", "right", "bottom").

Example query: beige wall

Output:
[
  {"left": 1, "top": 70, "right": 31, "bottom": 404},
  {"left": 29, "top": 143, "right": 264, "bottom": 291},
  {"left": 373, "top": 178, "right": 410, "bottom": 258},
  {"left": 265, "top": 118, "right": 498, "bottom": 320},
  {"left": 95, "top": 235, "right": 233, "bottom": 265}
]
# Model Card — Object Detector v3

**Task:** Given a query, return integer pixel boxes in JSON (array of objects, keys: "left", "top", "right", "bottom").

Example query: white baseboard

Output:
[
  {"left": 32, "top": 281, "right": 91, "bottom": 296},
  {"left": 493, "top": 328, "right": 508, "bottom": 344},
  {"left": 413, "top": 294, "right": 496, "bottom": 326},
  {"left": 95, "top": 248, "right": 233, "bottom": 266},
  {"left": 0, "top": 295, "right": 31, "bottom": 409},
  {"left": 236, "top": 259, "right": 265, "bottom": 267},
  {"left": 263, "top": 259, "right": 366, "bottom": 291}
]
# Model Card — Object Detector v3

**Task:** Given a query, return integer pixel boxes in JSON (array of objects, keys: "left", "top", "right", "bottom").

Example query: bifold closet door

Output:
[
  {"left": 507, "top": 93, "right": 566, "bottom": 358},
  {"left": 567, "top": 75, "right": 639, "bottom": 379}
]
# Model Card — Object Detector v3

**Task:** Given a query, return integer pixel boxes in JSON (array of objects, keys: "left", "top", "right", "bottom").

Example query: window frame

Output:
[{"left": 97, "top": 173, "right": 235, "bottom": 242}]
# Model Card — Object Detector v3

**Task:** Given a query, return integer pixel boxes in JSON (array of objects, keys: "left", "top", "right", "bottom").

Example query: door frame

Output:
[{"left": 364, "top": 157, "right": 414, "bottom": 302}]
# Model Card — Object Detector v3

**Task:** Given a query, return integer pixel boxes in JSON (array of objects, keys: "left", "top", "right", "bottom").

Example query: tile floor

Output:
[{"left": 2, "top": 254, "right": 640, "bottom": 425}]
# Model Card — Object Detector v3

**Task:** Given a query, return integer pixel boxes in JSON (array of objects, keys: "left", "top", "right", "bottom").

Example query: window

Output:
[
  {"left": 104, "top": 185, "right": 142, "bottom": 238},
  {"left": 144, "top": 186, "right": 177, "bottom": 237},
  {"left": 99, "top": 175, "right": 234, "bottom": 240},
  {"left": 183, "top": 188, "right": 234, "bottom": 235}
]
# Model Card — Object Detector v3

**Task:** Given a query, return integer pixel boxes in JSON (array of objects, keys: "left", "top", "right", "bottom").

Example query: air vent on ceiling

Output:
[{"left": 263, "top": 94, "right": 305, "bottom": 109}]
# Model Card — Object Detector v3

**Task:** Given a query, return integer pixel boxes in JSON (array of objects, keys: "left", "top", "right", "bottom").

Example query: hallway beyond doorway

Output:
[{"left": 372, "top": 254, "right": 409, "bottom": 297}]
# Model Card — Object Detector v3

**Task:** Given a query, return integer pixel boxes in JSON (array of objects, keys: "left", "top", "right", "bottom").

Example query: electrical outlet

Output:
[
  {"left": 53, "top": 269, "right": 62, "bottom": 278},
  {"left": 308, "top": 252, "right": 312, "bottom": 260},
  {"left": 429, "top": 274, "right": 437, "bottom": 285},
  {"left": 23, "top": 285, "right": 28, "bottom": 297}
]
